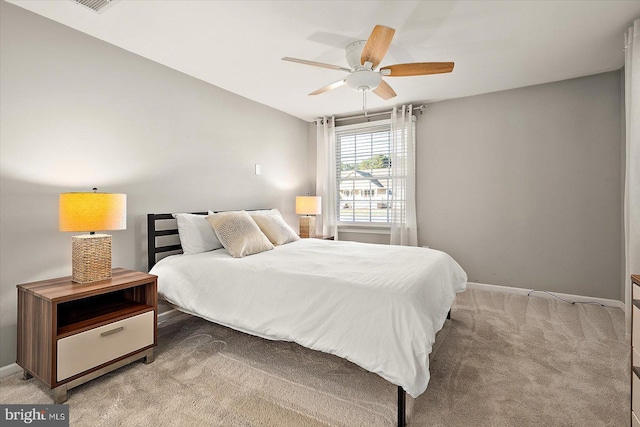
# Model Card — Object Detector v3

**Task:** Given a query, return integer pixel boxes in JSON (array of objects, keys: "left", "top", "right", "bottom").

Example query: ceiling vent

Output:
[{"left": 73, "top": 0, "right": 117, "bottom": 13}]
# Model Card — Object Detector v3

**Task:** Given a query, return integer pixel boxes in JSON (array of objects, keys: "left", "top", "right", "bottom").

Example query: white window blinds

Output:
[{"left": 335, "top": 121, "right": 395, "bottom": 223}]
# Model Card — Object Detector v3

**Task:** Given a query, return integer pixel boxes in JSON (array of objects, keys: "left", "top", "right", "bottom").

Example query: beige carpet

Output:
[{"left": 0, "top": 288, "right": 628, "bottom": 426}]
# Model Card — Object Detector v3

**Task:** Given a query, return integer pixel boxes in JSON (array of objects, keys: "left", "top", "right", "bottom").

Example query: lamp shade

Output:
[
  {"left": 59, "top": 192, "right": 127, "bottom": 232},
  {"left": 295, "top": 196, "right": 321, "bottom": 215}
]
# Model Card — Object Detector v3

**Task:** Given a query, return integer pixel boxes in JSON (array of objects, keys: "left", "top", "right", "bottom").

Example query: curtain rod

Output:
[{"left": 315, "top": 104, "right": 427, "bottom": 124}]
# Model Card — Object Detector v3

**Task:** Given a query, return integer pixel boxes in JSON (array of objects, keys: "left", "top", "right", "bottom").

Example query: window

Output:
[{"left": 335, "top": 120, "right": 394, "bottom": 223}]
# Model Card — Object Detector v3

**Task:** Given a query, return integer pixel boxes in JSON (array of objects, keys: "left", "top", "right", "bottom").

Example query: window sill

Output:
[{"left": 337, "top": 224, "right": 391, "bottom": 235}]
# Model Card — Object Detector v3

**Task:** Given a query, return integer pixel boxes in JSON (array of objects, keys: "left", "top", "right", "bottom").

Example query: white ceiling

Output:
[{"left": 7, "top": 0, "right": 640, "bottom": 122}]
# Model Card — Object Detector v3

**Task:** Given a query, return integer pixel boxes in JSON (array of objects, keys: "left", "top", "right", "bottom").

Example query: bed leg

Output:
[
  {"left": 447, "top": 309, "right": 451, "bottom": 320},
  {"left": 397, "top": 386, "right": 406, "bottom": 427}
]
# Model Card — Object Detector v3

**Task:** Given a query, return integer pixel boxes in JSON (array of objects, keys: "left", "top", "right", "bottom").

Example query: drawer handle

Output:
[{"left": 100, "top": 327, "right": 124, "bottom": 337}]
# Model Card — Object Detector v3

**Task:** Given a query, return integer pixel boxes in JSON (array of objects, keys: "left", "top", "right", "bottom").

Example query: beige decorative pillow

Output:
[
  {"left": 206, "top": 211, "right": 274, "bottom": 258},
  {"left": 251, "top": 213, "right": 300, "bottom": 246}
]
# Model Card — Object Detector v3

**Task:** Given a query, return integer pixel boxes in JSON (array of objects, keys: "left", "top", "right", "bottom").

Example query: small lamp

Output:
[
  {"left": 59, "top": 188, "right": 126, "bottom": 283},
  {"left": 296, "top": 195, "right": 321, "bottom": 238}
]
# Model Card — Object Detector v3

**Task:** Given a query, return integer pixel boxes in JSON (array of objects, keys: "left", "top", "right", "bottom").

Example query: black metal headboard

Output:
[{"left": 147, "top": 212, "right": 207, "bottom": 271}]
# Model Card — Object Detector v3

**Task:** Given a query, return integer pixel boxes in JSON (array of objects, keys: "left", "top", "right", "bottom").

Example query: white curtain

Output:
[
  {"left": 316, "top": 117, "right": 338, "bottom": 238},
  {"left": 390, "top": 105, "right": 418, "bottom": 246},
  {"left": 625, "top": 19, "right": 640, "bottom": 331}
]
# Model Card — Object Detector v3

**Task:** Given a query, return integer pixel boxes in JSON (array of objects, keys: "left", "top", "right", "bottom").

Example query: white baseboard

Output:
[
  {"left": 466, "top": 281, "right": 625, "bottom": 310},
  {"left": 1, "top": 310, "right": 183, "bottom": 379}
]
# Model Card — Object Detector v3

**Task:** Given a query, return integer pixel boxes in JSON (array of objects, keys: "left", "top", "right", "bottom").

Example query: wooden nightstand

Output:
[{"left": 16, "top": 268, "right": 157, "bottom": 403}]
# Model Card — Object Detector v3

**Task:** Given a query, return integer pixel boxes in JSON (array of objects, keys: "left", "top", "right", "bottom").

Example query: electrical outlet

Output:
[{"left": 255, "top": 164, "right": 262, "bottom": 175}]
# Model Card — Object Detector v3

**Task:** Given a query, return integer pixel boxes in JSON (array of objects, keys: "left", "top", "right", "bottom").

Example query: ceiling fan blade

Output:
[
  {"left": 360, "top": 25, "right": 395, "bottom": 69},
  {"left": 373, "top": 79, "right": 397, "bottom": 100},
  {"left": 309, "top": 79, "right": 346, "bottom": 96},
  {"left": 282, "top": 57, "right": 351, "bottom": 73},
  {"left": 380, "top": 62, "right": 455, "bottom": 77}
]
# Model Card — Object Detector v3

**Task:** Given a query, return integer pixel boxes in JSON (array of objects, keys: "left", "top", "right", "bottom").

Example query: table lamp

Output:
[
  {"left": 296, "top": 195, "right": 321, "bottom": 238},
  {"left": 59, "top": 188, "right": 126, "bottom": 283}
]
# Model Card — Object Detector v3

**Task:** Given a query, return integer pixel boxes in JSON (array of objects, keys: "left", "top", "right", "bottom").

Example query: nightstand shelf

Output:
[
  {"left": 17, "top": 268, "right": 158, "bottom": 403},
  {"left": 56, "top": 289, "right": 153, "bottom": 335}
]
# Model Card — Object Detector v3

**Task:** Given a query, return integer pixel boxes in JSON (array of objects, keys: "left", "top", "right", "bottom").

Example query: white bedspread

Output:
[{"left": 150, "top": 239, "right": 467, "bottom": 398}]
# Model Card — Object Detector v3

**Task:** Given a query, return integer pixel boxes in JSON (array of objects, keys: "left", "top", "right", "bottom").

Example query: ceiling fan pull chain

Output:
[{"left": 363, "top": 90, "right": 368, "bottom": 116}]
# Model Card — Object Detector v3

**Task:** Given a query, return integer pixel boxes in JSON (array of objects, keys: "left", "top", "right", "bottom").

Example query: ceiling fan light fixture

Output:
[{"left": 346, "top": 70, "right": 381, "bottom": 92}]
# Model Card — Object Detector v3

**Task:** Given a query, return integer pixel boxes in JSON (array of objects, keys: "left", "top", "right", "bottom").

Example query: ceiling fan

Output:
[{"left": 282, "top": 25, "right": 454, "bottom": 100}]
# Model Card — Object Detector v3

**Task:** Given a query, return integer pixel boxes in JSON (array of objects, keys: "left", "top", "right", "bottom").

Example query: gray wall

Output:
[
  {"left": 417, "top": 71, "right": 622, "bottom": 300},
  {"left": 328, "top": 71, "right": 622, "bottom": 300},
  {"left": 0, "top": 2, "right": 311, "bottom": 367}
]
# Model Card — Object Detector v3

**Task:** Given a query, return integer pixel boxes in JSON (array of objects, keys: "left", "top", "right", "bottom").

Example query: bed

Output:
[{"left": 147, "top": 211, "right": 467, "bottom": 426}]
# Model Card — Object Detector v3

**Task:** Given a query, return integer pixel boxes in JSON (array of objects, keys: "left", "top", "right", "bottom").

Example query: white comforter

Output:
[{"left": 150, "top": 238, "right": 467, "bottom": 398}]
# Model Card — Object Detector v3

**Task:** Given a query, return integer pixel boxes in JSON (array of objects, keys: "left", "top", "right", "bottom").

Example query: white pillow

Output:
[
  {"left": 249, "top": 208, "right": 282, "bottom": 217},
  {"left": 206, "top": 211, "right": 274, "bottom": 258},
  {"left": 209, "top": 209, "right": 276, "bottom": 216},
  {"left": 251, "top": 214, "right": 300, "bottom": 246},
  {"left": 172, "top": 213, "right": 223, "bottom": 255}
]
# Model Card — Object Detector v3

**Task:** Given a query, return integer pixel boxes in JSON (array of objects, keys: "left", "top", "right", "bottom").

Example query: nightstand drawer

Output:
[{"left": 57, "top": 311, "right": 154, "bottom": 381}]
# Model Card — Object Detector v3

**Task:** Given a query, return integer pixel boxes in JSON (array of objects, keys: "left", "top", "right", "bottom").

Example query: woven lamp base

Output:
[
  {"left": 72, "top": 234, "right": 112, "bottom": 283},
  {"left": 299, "top": 216, "right": 316, "bottom": 238}
]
